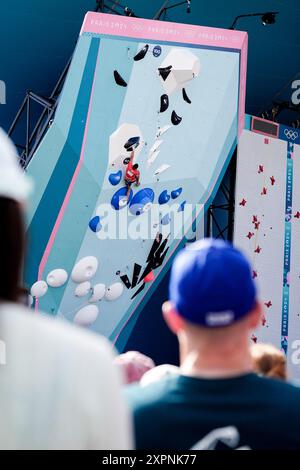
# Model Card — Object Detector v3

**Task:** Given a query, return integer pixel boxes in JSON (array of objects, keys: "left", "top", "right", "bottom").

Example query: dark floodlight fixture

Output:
[
  {"left": 230, "top": 11, "right": 279, "bottom": 30},
  {"left": 261, "top": 12, "right": 277, "bottom": 26},
  {"left": 96, "top": 1, "right": 139, "bottom": 17},
  {"left": 154, "top": 1, "right": 192, "bottom": 20},
  {"left": 124, "top": 6, "right": 136, "bottom": 17}
]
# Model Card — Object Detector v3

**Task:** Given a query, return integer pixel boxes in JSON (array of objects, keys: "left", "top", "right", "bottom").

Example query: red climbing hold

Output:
[
  {"left": 239, "top": 198, "right": 246, "bottom": 206},
  {"left": 251, "top": 334, "right": 258, "bottom": 343},
  {"left": 261, "top": 187, "right": 267, "bottom": 195},
  {"left": 247, "top": 232, "right": 254, "bottom": 239},
  {"left": 254, "top": 246, "right": 262, "bottom": 254},
  {"left": 270, "top": 176, "right": 275, "bottom": 186},
  {"left": 144, "top": 271, "right": 155, "bottom": 283},
  {"left": 252, "top": 270, "right": 257, "bottom": 279},
  {"left": 264, "top": 300, "right": 272, "bottom": 308},
  {"left": 258, "top": 165, "right": 264, "bottom": 174},
  {"left": 294, "top": 211, "right": 300, "bottom": 219}
]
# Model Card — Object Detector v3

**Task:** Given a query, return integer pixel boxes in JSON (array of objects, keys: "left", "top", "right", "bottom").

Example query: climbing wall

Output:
[
  {"left": 234, "top": 119, "right": 300, "bottom": 379},
  {"left": 25, "top": 12, "right": 247, "bottom": 349}
]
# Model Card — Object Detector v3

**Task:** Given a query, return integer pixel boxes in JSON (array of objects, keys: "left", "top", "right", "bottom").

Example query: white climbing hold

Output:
[
  {"left": 71, "top": 256, "right": 98, "bottom": 283},
  {"left": 149, "top": 140, "right": 163, "bottom": 157},
  {"left": 156, "top": 125, "right": 171, "bottom": 138},
  {"left": 109, "top": 123, "right": 144, "bottom": 167},
  {"left": 46, "top": 269, "right": 68, "bottom": 288},
  {"left": 30, "top": 280, "right": 48, "bottom": 299},
  {"left": 105, "top": 282, "right": 124, "bottom": 301},
  {"left": 74, "top": 305, "right": 99, "bottom": 327},
  {"left": 154, "top": 164, "right": 171, "bottom": 176},
  {"left": 75, "top": 281, "right": 92, "bottom": 298},
  {"left": 158, "top": 48, "right": 200, "bottom": 96},
  {"left": 89, "top": 283, "right": 106, "bottom": 302},
  {"left": 147, "top": 150, "right": 160, "bottom": 167}
]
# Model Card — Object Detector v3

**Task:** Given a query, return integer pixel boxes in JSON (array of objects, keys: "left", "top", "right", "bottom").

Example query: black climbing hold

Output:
[
  {"left": 147, "top": 233, "right": 163, "bottom": 263},
  {"left": 120, "top": 275, "right": 131, "bottom": 289},
  {"left": 160, "top": 94, "right": 169, "bottom": 113},
  {"left": 182, "top": 88, "right": 191, "bottom": 104},
  {"left": 131, "top": 263, "right": 142, "bottom": 288},
  {"left": 158, "top": 65, "right": 172, "bottom": 81},
  {"left": 154, "top": 237, "right": 168, "bottom": 259},
  {"left": 171, "top": 110, "right": 182, "bottom": 126},
  {"left": 116, "top": 270, "right": 121, "bottom": 276},
  {"left": 124, "top": 136, "right": 140, "bottom": 151},
  {"left": 133, "top": 44, "right": 149, "bottom": 61},
  {"left": 131, "top": 282, "right": 145, "bottom": 300},
  {"left": 114, "top": 70, "right": 127, "bottom": 87},
  {"left": 123, "top": 157, "right": 131, "bottom": 165},
  {"left": 154, "top": 247, "right": 169, "bottom": 268},
  {"left": 138, "top": 262, "right": 153, "bottom": 285}
]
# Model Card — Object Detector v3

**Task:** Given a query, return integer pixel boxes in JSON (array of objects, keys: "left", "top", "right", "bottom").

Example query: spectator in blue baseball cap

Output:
[{"left": 126, "top": 239, "right": 300, "bottom": 450}]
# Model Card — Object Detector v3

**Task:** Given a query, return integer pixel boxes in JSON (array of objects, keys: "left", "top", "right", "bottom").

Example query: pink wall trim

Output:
[
  {"left": 238, "top": 34, "right": 248, "bottom": 137},
  {"left": 81, "top": 12, "right": 247, "bottom": 49},
  {"left": 35, "top": 48, "right": 101, "bottom": 311},
  {"left": 81, "top": 13, "right": 247, "bottom": 136}
]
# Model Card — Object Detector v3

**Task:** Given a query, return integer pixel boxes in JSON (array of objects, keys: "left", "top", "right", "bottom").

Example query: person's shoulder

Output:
[
  {"left": 125, "top": 376, "right": 178, "bottom": 411},
  {"left": 255, "top": 374, "right": 300, "bottom": 406}
]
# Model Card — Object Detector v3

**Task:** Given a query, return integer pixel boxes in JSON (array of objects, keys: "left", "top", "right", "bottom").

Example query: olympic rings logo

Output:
[{"left": 284, "top": 129, "right": 299, "bottom": 140}]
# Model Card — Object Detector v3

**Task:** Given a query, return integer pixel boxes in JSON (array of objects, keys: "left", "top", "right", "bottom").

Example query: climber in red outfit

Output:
[{"left": 125, "top": 150, "right": 140, "bottom": 200}]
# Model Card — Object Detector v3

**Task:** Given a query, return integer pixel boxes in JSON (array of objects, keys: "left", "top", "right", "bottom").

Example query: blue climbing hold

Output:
[
  {"left": 129, "top": 188, "right": 155, "bottom": 216},
  {"left": 178, "top": 200, "right": 187, "bottom": 212},
  {"left": 89, "top": 216, "right": 102, "bottom": 233},
  {"left": 111, "top": 186, "right": 133, "bottom": 210},
  {"left": 108, "top": 170, "right": 122, "bottom": 186},
  {"left": 171, "top": 187, "right": 182, "bottom": 199},
  {"left": 161, "top": 213, "right": 171, "bottom": 225},
  {"left": 158, "top": 190, "right": 170, "bottom": 205}
]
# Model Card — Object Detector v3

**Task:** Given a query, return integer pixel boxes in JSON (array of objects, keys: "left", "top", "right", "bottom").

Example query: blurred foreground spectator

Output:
[
  {"left": 0, "top": 129, "right": 132, "bottom": 450},
  {"left": 126, "top": 239, "right": 300, "bottom": 450},
  {"left": 114, "top": 351, "right": 155, "bottom": 384}
]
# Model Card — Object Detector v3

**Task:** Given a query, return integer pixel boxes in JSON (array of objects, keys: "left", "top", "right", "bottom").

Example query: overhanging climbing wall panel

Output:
[
  {"left": 234, "top": 124, "right": 300, "bottom": 379},
  {"left": 26, "top": 12, "right": 247, "bottom": 349}
]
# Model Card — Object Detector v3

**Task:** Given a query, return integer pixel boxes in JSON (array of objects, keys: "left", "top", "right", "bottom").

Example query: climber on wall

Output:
[{"left": 125, "top": 149, "right": 140, "bottom": 200}]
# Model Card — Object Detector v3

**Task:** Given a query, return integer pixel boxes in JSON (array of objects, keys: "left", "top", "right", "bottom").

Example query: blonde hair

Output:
[{"left": 251, "top": 343, "right": 287, "bottom": 380}]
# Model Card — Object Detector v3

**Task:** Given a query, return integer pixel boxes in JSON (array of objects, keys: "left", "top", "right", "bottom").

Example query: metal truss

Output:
[
  {"left": 205, "top": 152, "right": 237, "bottom": 241},
  {"left": 8, "top": 57, "right": 71, "bottom": 168}
]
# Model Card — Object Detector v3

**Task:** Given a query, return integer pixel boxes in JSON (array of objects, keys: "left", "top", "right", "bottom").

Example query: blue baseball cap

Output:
[{"left": 169, "top": 239, "right": 257, "bottom": 328}]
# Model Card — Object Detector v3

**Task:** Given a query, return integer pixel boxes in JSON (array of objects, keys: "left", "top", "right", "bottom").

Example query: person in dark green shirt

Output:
[{"left": 126, "top": 239, "right": 300, "bottom": 450}]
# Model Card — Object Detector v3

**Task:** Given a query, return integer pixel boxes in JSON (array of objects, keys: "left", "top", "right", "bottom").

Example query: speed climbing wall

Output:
[
  {"left": 234, "top": 117, "right": 300, "bottom": 379},
  {"left": 25, "top": 12, "right": 247, "bottom": 349}
]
